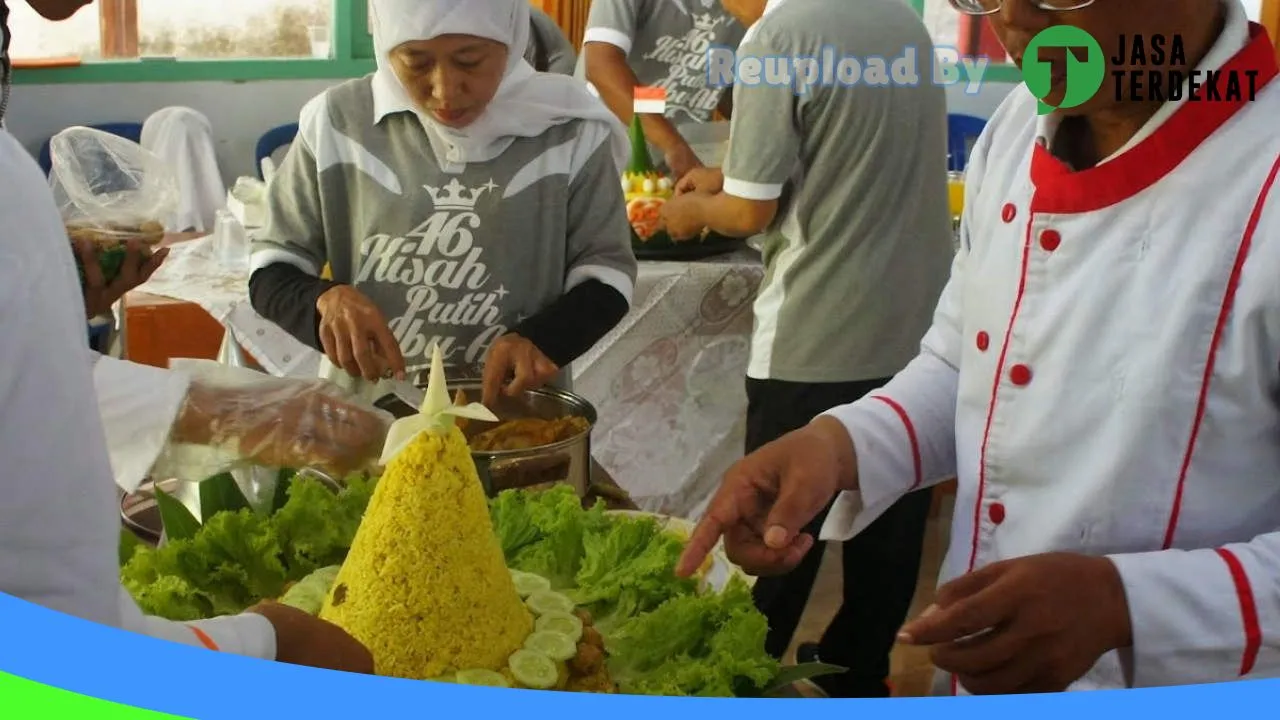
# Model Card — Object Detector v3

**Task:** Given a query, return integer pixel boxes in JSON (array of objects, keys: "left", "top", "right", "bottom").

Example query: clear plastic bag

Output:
[
  {"left": 48, "top": 126, "right": 178, "bottom": 247},
  {"left": 150, "top": 360, "right": 395, "bottom": 498}
]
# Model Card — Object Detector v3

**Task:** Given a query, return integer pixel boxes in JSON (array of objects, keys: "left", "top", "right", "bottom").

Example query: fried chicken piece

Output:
[
  {"left": 569, "top": 641, "right": 604, "bottom": 676},
  {"left": 566, "top": 670, "right": 617, "bottom": 694}
]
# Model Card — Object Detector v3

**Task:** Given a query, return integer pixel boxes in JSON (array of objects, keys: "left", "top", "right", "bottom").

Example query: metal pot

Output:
[{"left": 374, "top": 380, "right": 597, "bottom": 499}]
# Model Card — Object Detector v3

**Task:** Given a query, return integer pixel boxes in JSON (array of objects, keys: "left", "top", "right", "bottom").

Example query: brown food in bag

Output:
[{"left": 67, "top": 219, "right": 166, "bottom": 248}]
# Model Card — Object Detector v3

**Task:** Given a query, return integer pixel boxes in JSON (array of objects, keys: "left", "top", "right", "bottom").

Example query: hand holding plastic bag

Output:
[
  {"left": 48, "top": 127, "right": 177, "bottom": 285},
  {"left": 49, "top": 126, "right": 178, "bottom": 235},
  {"left": 152, "top": 360, "right": 393, "bottom": 483}
]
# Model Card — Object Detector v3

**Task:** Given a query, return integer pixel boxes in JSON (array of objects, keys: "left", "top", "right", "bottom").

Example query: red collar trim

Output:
[{"left": 1029, "top": 22, "right": 1279, "bottom": 214}]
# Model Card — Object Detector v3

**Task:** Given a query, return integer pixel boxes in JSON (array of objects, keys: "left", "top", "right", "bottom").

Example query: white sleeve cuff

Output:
[
  {"left": 117, "top": 588, "right": 276, "bottom": 660},
  {"left": 817, "top": 397, "right": 924, "bottom": 542},
  {"left": 1108, "top": 544, "right": 1277, "bottom": 686},
  {"left": 93, "top": 357, "right": 192, "bottom": 494},
  {"left": 565, "top": 264, "right": 635, "bottom": 306},
  {"left": 189, "top": 612, "right": 278, "bottom": 661},
  {"left": 249, "top": 246, "right": 319, "bottom": 276},
  {"left": 582, "top": 27, "right": 633, "bottom": 55},
  {"left": 723, "top": 177, "right": 785, "bottom": 201}
]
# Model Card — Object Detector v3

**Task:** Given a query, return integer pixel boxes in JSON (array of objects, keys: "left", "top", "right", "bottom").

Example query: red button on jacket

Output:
[
  {"left": 1040, "top": 230, "right": 1062, "bottom": 252},
  {"left": 989, "top": 503, "right": 1006, "bottom": 524},
  {"left": 1010, "top": 364, "right": 1032, "bottom": 386}
]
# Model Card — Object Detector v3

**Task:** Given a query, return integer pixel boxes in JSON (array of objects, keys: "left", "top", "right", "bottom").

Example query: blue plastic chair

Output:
[
  {"left": 947, "top": 114, "right": 988, "bottom": 173},
  {"left": 38, "top": 121, "right": 145, "bottom": 176},
  {"left": 254, "top": 123, "right": 299, "bottom": 179}
]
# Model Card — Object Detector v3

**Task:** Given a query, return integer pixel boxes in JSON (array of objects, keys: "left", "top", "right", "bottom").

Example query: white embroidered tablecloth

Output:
[{"left": 135, "top": 238, "right": 764, "bottom": 518}]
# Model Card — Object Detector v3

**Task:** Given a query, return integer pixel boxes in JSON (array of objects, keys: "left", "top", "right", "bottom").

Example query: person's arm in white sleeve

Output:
[
  {"left": 117, "top": 587, "right": 276, "bottom": 659},
  {"left": 1106, "top": 532, "right": 1280, "bottom": 685},
  {"left": 1102, "top": 189, "right": 1280, "bottom": 685},
  {"left": 90, "top": 351, "right": 191, "bottom": 494}
]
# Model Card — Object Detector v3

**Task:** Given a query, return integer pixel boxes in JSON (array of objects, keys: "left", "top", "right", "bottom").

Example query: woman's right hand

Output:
[{"left": 316, "top": 285, "right": 406, "bottom": 382}]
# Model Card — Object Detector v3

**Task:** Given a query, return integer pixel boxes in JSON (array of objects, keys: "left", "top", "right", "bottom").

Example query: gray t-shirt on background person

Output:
[
  {"left": 249, "top": 77, "right": 637, "bottom": 378},
  {"left": 576, "top": 0, "right": 745, "bottom": 124},
  {"left": 722, "top": 0, "right": 954, "bottom": 384},
  {"left": 528, "top": 7, "right": 577, "bottom": 75}
]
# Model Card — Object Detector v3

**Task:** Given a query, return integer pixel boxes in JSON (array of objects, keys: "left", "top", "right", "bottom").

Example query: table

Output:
[
  {"left": 130, "top": 236, "right": 764, "bottom": 519},
  {"left": 572, "top": 249, "right": 763, "bottom": 517}
]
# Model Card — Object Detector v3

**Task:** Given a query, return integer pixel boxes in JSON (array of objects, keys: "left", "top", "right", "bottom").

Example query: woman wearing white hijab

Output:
[{"left": 250, "top": 0, "right": 637, "bottom": 407}]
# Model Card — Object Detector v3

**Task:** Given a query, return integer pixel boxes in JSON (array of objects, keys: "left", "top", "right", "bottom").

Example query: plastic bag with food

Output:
[
  {"left": 47, "top": 126, "right": 178, "bottom": 284},
  {"left": 141, "top": 360, "right": 395, "bottom": 497}
]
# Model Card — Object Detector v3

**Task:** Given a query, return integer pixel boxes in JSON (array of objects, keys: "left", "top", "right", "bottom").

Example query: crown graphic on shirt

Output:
[
  {"left": 693, "top": 12, "right": 720, "bottom": 31},
  {"left": 423, "top": 178, "right": 496, "bottom": 210}
]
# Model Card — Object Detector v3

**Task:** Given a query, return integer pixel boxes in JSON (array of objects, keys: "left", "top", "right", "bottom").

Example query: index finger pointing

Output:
[{"left": 676, "top": 513, "right": 727, "bottom": 578}]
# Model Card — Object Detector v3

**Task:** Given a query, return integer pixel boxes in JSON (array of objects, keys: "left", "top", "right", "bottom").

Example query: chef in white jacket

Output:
[
  {"left": 679, "top": 0, "right": 1280, "bottom": 695},
  {"left": 2, "top": 0, "right": 378, "bottom": 673}
]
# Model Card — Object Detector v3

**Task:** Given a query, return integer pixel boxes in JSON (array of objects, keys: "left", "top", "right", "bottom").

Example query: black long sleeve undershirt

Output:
[
  {"left": 248, "top": 262, "right": 629, "bottom": 368},
  {"left": 248, "top": 263, "right": 338, "bottom": 352}
]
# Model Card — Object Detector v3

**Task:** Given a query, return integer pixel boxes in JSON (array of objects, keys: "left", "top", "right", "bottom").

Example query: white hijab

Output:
[{"left": 369, "top": 0, "right": 628, "bottom": 172}]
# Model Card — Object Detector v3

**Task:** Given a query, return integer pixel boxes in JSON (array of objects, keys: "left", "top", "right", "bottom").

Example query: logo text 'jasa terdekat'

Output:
[{"left": 1111, "top": 34, "right": 1260, "bottom": 103}]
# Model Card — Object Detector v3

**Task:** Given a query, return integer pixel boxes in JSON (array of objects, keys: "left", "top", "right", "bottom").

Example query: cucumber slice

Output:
[
  {"left": 534, "top": 611, "right": 584, "bottom": 643},
  {"left": 525, "top": 590, "right": 575, "bottom": 616},
  {"left": 509, "top": 570, "right": 551, "bottom": 598},
  {"left": 524, "top": 631, "right": 577, "bottom": 662},
  {"left": 455, "top": 669, "right": 510, "bottom": 687},
  {"left": 508, "top": 649, "right": 559, "bottom": 690}
]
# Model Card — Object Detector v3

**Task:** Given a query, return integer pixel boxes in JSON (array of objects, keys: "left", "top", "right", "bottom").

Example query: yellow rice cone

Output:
[{"left": 318, "top": 424, "right": 533, "bottom": 679}]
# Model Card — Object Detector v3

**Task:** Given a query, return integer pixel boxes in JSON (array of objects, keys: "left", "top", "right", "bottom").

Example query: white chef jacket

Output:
[
  {"left": 0, "top": 125, "right": 274, "bottom": 660},
  {"left": 819, "top": 2, "right": 1280, "bottom": 693}
]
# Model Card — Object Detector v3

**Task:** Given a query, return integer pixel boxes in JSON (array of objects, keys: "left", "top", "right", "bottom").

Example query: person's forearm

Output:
[
  {"left": 511, "top": 280, "right": 629, "bottom": 368},
  {"left": 248, "top": 263, "right": 337, "bottom": 351},
  {"left": 584, "top": 44, "right": 688, "bottom": 157},
  {"left": 681, "top": 192, "right": 776, "bottom": 238}
]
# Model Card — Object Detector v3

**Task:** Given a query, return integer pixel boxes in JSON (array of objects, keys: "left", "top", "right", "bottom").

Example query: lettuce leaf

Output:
[
  {"left": 570, "top": 515, "right": 697, "bottom": 633},
  {"left": 604, "top": 576, "right": 780, "bottom": 697},
  {"left": 272, "top": 475, "right": 372, "bottom": 580},
  {"left": 501, "top": 486, "right": 606, "bottom": 589},
  {"left": 121, "top": 474, "right": 377, "bottom": 621}
]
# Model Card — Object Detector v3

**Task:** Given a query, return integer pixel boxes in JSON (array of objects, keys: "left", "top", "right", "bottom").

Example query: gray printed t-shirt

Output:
[
  {"left": 576, "top": 0, "right": 745, "bottom": 124},
  {"left": 722, "top": 0, "right": 954, "bottom": 383},
  {"left": 250, "top": 76, "right": 637, "bottom": 378}
]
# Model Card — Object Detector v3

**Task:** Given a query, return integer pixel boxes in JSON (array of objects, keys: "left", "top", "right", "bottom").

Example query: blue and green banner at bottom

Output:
[
  {"left": 1, "top": 591, "right": 1278, "bottom": 719},
  {"left": 0, "top": 672, "right": 185, "bottom": 719}
]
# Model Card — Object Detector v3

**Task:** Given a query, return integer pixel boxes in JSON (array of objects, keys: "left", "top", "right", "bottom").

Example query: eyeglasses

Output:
[{"left": 947, "top": 0, "right": 1098, "bottom": 15}]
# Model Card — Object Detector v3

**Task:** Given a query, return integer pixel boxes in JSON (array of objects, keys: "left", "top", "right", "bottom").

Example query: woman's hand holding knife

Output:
[{"left": 316, "top": 285, "right": 407, "bottom": 382}]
